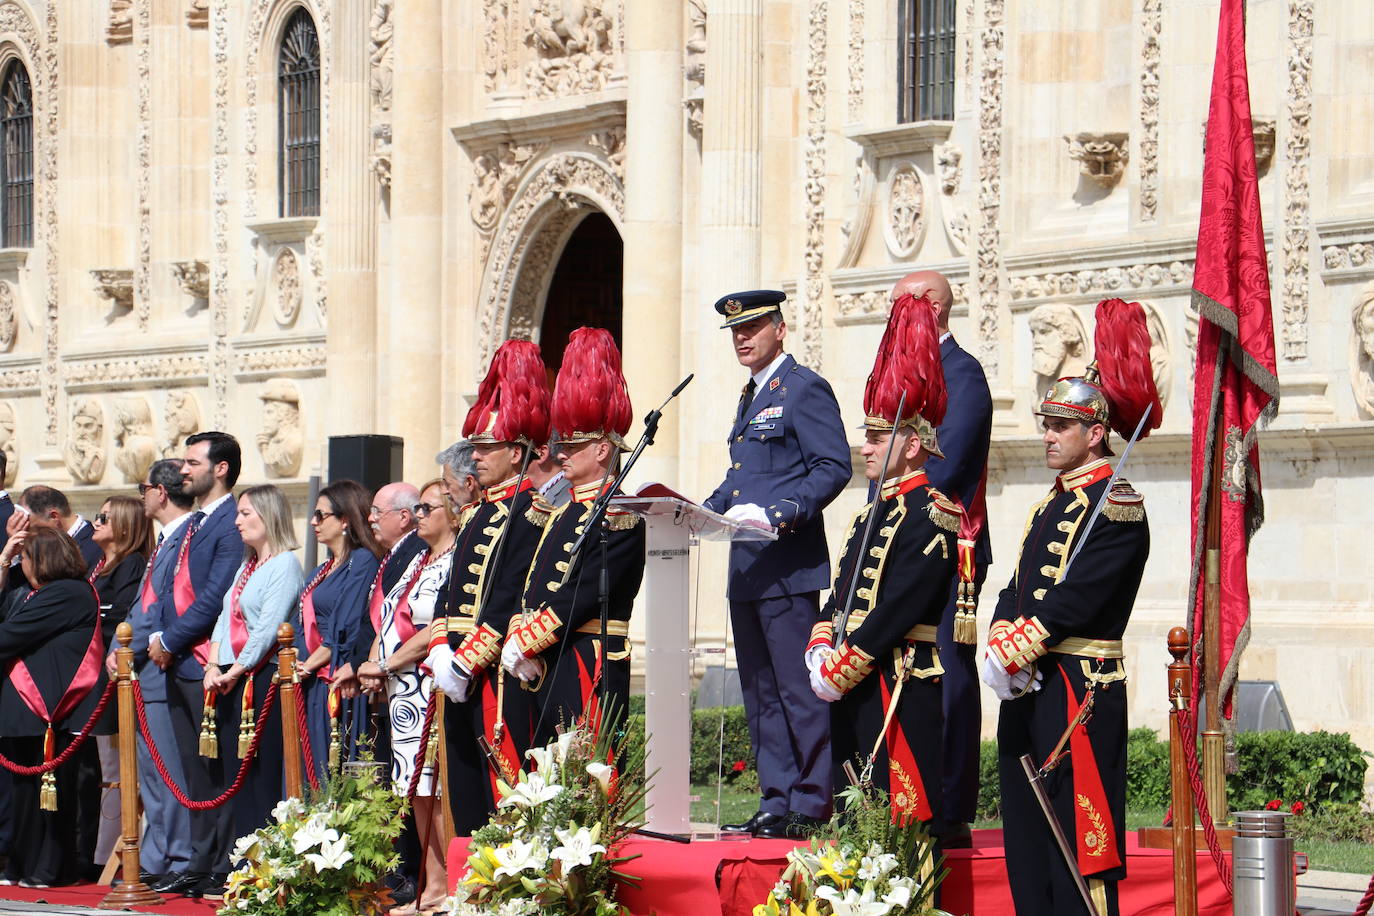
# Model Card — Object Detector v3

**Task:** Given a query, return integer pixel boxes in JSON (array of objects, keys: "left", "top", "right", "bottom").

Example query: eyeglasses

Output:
[
  {"left": 93, "top": 513, "right": 110, "bottom": 525},
  {"left": 369, "top": 506, "right": 401, "bottom": 518},
  {"left": 137, "top": 483, "right": 162, "bottom": 496},
  {"left": 412, "top": 503, "right": 443, "bottom": 519},
  {"left": 310, "top": 510, "right": 339, "bottom": 524}
]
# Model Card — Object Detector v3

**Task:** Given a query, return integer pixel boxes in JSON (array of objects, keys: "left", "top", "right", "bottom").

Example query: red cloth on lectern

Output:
[{"left": 1188, "top": 0, "right": 1280, "bottom": 720}]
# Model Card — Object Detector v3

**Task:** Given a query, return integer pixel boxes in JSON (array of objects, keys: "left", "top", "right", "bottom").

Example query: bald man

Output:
[{"left": 891, "top": 270, "right": 993, "bottom": 844}]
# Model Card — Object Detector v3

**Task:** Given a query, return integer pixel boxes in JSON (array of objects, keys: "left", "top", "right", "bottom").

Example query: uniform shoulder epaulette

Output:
[
  {"left": 1102, "top": 479, "right": 1145, "bottom": 523},
  {"left": 458, "top": 502, "right": 480, "bottom": 531},
  {"left": 604, "top": 506, "right": 641, "bottom": 531},
  {"left": 924, "top": 487, "right": 963, "bottom": 534},
  {"left": 525, "top": 493, "right": 554, "bottom": 528}
]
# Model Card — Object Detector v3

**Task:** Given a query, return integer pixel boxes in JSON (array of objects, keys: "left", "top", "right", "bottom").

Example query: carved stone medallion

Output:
[
  {"left": 1352, "top": 283, "right": 1374, "bottom": 418},
  {"left": 0, "top": 401, "right": 15, "bottom": 487},
  {"left": 272, "top": 249, "right": 303, "bottom": 326},
  {"left": 885, "top": 163, "right": 926, "bottom": 258},
  {"left": 0, "top": 281, "right": 15, "bottom": 352},
  {"left": 163, "top": 391, "right": 202, "bottom": 458},
  {"left": 1028, "top": 303, "right": 1089, "bottom": 403},
  {"left": 257, "top": 379, "right": 304, "bottom": 478},
  {"left": 112, "top": 395, "right": 158, "bottom": 485},
  {"left": 66, "top": 397, "right": 106, "bottom": 485}
]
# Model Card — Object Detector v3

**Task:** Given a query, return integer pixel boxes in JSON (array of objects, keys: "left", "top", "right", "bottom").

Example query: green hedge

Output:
[{"left": 625, "top": 703, "right": 756, "bottom": 785}]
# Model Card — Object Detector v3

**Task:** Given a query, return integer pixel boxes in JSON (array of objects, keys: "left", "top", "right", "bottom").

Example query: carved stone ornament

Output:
[
  {"left": 0, "top": 401, "right": 15, "bottom": 487},
  {"left": 371, "top": 123, "right": 392, "bottom": 189},
  {"left": 162, "top": 391, "right": 202, "bottom": 459},
  {"left": 1352, "top": 284, "right": 1374, "bottom": 418},
  {"left": 1140, "top": 301, "right": 1172, "bottom": 408},
  {"left": 172, "top": 259, "right": 210, "bottom": 299},
  {"left": 587, "top": 127, "right": 626, "bottom": 182},
  {"left": 257, "top": 379, "right": 304, "bottom": 478},
  {"left": 525, "top": 0, "right": 619, "bottom": 99},
  {"left": 91, "top": 269, "right": 135, "bottom": 311},
  {"left": 885, "top": 163, "right": 926, "bottom": 258},
  {"left": 66, "top": 397, "right": 106, "bottom": 485},
  {"left": 1028, "top": 303, "right": 1089, "bottom": 401},
  {"left": 112, "top": 395, "right": 158, "bottom": 485},
  {"left": 369, "top": 0, "right": 393, "bottom": 113},
  {"left": 272, "top": 248, "right": 303, "bottom": 326},
  {"left": 0, "top": 281, "right": 16, "bottom": 352},
  {"left": 684, "top": 0, "right": 706, "bottom": 140},
  {"left": 107, "top": 0, "right": 133, "bottom": 44},
  {"left": 1065, "top": 132, "right": 1129, "bottom": 187},
  {"left": 935, "top": 144, "right": 962, "bottom": 196},
  {"left": 186, "top": 0, "right": 208, "bottom": 28},
  {"left": 1323, "top": 242, "right": 1374, "bottom": 272},
  {"left": 469, "top": 141, "right": 544, "bottom": 241}
]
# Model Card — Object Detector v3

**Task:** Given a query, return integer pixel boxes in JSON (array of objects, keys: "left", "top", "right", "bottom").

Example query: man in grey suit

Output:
[{"left": 117, "top": 459, "right": 196, "bottom": 886}]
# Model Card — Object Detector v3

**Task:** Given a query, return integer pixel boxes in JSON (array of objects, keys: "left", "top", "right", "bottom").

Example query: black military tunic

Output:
[
  {"left": 990, "top": 457, "right": 1149, "bottom": 916},
  {"left": 434, "top": 478, "right": 543, "bottom": 835},
  {"left": 512, "top": 477, "right": 645, "bottom": 749},
  {"left": 810, "top": 470, "right": 961, "bottom": 826}
]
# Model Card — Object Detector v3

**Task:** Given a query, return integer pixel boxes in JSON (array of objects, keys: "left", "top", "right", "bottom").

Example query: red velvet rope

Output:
[
  {"left": 133, "top": 678, "right": 279, "bottom": 810},
  {"left": 0, "top": 678, "right": 116, "bottom": 775},
  {"left": 295, "top": 686, "right": 320, "bottom": 792},
  {"left": 405, "top": 691, "right": 438, "bottom": 799},
  {"left": 1174, "top": 706, "right": 1233, "bottom": 892},
  {"left": 1354, "top": 876, "right": 1374, "bottom": 916}
]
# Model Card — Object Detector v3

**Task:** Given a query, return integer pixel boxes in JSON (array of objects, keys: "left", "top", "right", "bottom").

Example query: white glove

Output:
[
  {"left": 724, "top": 503, "right": 773, "bottom": 530},
  {"left": 428, "top": 645, "right": 472, "bottom": 701},
  {"left": 501, "top": 637, "right": 526, "bottom": 677},
  {"left": 979, "top": 649, "right": 1016, "bottom": 702},
  {"left": 805, "top": 645, "right": 832, "bottom": 675},
  {"left": 513, "top": 657, "right": 542, "bottom": 684},
  {"left": 1010, "top": 665, "right": 1044, "bottom": 696},
  {"left": 809, "top": 668, "right": 843, "bottom": 703}
]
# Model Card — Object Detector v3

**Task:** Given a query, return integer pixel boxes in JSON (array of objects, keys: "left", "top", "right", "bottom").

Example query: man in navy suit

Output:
[
  {"left": 121, "top": 459, "right": 196, "bottom": 890},
  {"left": 891, "top": 270, "right": 993, "bottom": 842},
  {"left": 18, "top": 485, "right": 103, "bottom": 569},
  {"left": 148, "top": 432, "right": 245, "bottom": 897},
  {"left": 704, "top": 290, "right": 850, "bottom": 839}
]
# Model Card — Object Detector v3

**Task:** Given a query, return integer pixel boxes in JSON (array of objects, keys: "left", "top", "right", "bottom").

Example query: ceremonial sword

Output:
[{"left": 1060, "top": 403, "right": 1153, "bottom": 579}]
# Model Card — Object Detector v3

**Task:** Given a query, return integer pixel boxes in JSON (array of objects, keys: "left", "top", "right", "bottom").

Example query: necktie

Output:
[{"left": 737, "top": 378, "right": 757, "bottom": 424}]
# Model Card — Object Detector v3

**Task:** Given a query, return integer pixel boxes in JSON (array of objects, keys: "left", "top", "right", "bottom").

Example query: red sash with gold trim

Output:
[
  {"left": 5, "top": 583, "right": 105, "bottom": 732},
  {"left": 879, "top": 671, "right": 933, "bottom": 824},
  {"left": 170, "top": 516, "right": 212, "bottom": 666},
  {"left": 227, "top": 557, "right": 261, "bottom": 664},
  {"left": 1063, "top": 669, "right": 1122, "bottom": 875}
]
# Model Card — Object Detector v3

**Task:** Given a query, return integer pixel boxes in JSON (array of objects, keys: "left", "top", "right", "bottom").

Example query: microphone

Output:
[{"left": 670, "top": 373, "right": 694, "bottom": 399}]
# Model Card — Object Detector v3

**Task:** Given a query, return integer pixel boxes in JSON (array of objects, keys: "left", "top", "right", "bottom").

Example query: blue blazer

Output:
[
  {"left": 924, "top": 336, "right": 994, "bottom": 569},
  {"left": 297, "top": 549, "right": 379, "bottom": 673},
  {"left": 704, "top": 354, "right": 851, "bottom": 601},
  {"left": 129, "top": 528, "right": 184, "bottom": 698},
  {"left": 155, "top": 497, "right": 245, "bottom": 681}
]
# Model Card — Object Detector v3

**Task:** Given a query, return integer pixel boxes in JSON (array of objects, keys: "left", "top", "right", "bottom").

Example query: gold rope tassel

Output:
[
  {"left": 199, "top": 690, "right": 219, "bottom": 759},
  {"left": 953, "top": 582, "right": 979, "bottom": 645},
  {"left": 327, "top": 684, "right": 342, "bottom": 773},
  {"left": 39, "top": 726, "right": 57, "bottom": 811},
  {"left": 237, "top": 674, "right": 256, "bottom": 759},
  {"left": 423, "top": 705, "right": 441, "bottom": 771}
]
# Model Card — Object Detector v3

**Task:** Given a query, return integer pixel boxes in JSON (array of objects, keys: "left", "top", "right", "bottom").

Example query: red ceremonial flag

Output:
[{"left": 1188, "top": 0, "right": 1280, "bottom": 724}]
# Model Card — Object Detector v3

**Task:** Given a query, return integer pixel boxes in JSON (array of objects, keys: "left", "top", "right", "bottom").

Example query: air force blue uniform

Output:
[
  {"left": 705, "top": 353, "right": 850, "bottom": 820},
  {"left": 923, "top": 334, "right": 993, "bottom": 824}
]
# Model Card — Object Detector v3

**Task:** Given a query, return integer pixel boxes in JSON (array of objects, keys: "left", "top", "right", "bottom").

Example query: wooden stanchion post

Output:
[
  {"left": 1168, "top": 627, "right": 1198, "bottom": 916},
  {"left": 99, "top": 623, "right": 163, "bottom": 909},
  {"left": 277, "top": 623, "right": 304, "bottom": 800}
]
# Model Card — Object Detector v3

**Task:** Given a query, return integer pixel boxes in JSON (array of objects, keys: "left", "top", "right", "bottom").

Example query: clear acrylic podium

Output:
[{"left": 610, "top": 495, "right": 776, "bottom": 836}]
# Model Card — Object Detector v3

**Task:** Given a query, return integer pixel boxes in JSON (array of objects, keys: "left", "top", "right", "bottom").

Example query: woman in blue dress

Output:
[{"left": 297, "top": 479, "right": 381, "bottom": 778}]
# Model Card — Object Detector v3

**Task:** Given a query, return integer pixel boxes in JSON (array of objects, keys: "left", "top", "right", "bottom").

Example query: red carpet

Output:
[
  {"left": 0, "top": 882, "right": 220, "bottom": 913},
  {"left": 450, "top": 828, "right": 1235, "bottom": 915}
]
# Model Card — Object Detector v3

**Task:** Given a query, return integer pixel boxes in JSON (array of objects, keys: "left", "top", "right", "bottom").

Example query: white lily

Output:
[
  {"left": 304, "top": 834, "right": 354, "bottom": 871},
  {"left": 271, "top": 796, "right": 305, "bottom": 823},
  {"left": 881, "top": 882, "right": 912, "bottom": 909},
  {"left": 230, "top": 833, "right": 260, "bottom": 865},
  {"left": 586, "top": 762, "right": 614, "bottom": 795},
  {"left": 491, "top": 838, "right": 547, "bottom": 880},
  {"left": 555, "top": 729, "right": 578, "bottom": 764},
  {"left": 526, "top": 745, "right": 555, "bottom": 775},
  {"left": 549, "top": 825, "right": 606, "bottom": 870},
  {"left": 291, "top": 820, "right": 338, "bottom": 855},
  {"left": 815, "top": 885, "right": 893, "bottom": 916},
  {"left": 497, "top": 772, "right": 563, "bottom": 809}
]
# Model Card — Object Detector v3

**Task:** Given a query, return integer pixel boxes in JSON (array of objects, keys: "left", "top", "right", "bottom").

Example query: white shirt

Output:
[
  {"left": 67, "top": 515, "right": 88, "bottom": 538},
  {"left": 159, "top": 510, "right": 194, "bottom": 544},
  {"left": 199, "top": 490, "right": 234, "bottom": 519},
  {"left": 538, "top": 470, "right": 566, "bottom": 496},
  {"left": 939, "top": 331, "right": 952, "bottom": 344},
  {"left": 747, "top": 350, "right": 789, "bottom": 406}
]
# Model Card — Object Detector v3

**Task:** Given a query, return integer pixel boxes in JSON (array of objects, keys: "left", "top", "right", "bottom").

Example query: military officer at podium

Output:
[
  {"left": 806, "top": 292, "right": 963, "bottom": 840},
  {"left": 703, "top": 290, "right": 850, "bottom": 839},
  {"left": 983, "top": 299, "right": 1161, "bottom": 916}
]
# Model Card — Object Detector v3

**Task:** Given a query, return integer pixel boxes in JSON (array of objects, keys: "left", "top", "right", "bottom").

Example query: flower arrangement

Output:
[
  {"left": 755, "top": 784, "right": 951, "bottom": 916},
  {"left": 446, "top": 709, "right": 647, "bottom": 916},
  {"left": 220, "top": 759, "right": 405, "bottom": 916}
]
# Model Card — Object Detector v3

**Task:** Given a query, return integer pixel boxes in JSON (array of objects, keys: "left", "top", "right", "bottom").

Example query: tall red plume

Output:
[
  {"left": 462, "top": 339, "right": 552, "bottom": 445},
  {"left": 863, "top": 293, "right": 947, "bottom": 427},
  {"left": 551, "top": 327, "right": 633, "bottom": 440},
  {"left": 1093, "top": 298, "right": 1163, "bottom": 438}
]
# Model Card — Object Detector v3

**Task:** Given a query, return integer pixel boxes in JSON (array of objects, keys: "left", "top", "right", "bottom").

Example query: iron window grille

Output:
[
  {"left": 898, "top": 0, "right": 956, "bottom": 123},
  {"left": 1, "top": 60, "right": 33, "bottom": 248},
  {"left": 279, "top": 8, "right": 320, "bottom": 217}
]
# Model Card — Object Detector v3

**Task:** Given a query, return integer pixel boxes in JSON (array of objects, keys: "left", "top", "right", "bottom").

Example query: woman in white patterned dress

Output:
[{"left": 358, "top": 478, "right": 456, "bottom": 915}]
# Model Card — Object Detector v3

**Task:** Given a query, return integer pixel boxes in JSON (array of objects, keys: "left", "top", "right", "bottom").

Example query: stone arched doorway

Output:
[{"left": 538, "top": 212, "right": 623, "bottom": 372}]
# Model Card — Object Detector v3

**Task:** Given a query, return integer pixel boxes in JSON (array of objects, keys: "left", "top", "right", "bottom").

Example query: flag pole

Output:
[{"left": 1201, "top": 355, "right": 1228, "bottom": 824}]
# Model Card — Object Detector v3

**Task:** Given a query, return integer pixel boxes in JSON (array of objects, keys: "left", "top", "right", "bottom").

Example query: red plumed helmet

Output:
[
  {"left": 551, "top": 327, "right": 633, "bottom": 450},
  {"left": 1092, "top": 298, "right": 1163, "bottom": 440},
  {"left": 462, "top": 339, "right": 552, "bottom": 447},
  {"left": 862, "top": 293, "right": 947, "bottom": 458}
]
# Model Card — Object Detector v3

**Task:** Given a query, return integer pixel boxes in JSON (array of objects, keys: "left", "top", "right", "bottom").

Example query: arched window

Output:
[
  {"left": 1, "top": 59, "right": 33, "bottom": 248},
  {"left": 898, "top": 0, "right": 956, "bottom": 123},
  {"left": 278, "top": 8, "right": 320, "bottom": 217}
]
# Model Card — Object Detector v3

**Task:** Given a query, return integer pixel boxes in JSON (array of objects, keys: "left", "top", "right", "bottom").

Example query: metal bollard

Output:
[{"left": 1232, "top": 810, "right": 1295, "bottom": 916}]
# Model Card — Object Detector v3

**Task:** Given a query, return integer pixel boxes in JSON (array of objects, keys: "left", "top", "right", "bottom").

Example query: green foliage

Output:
[
  {"left": 975, "top": 740, "right": 1000, "bottom": 823},
  {"left": 1124, "top": 727, "right": 1171, "bottom": 811},
  {"left": 1288, "top": 802, "right": 1374, "bottom": 844},
  {"left": 688, "top": 704, "right": 754, "bottom": 784},
  {"left": 1228, "top": 730, "right": 1369, "bottom": 812}
]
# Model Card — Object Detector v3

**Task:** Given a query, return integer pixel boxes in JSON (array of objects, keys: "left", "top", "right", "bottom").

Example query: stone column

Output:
[
  {"left": 621, "top": 4, "right": 684, "bottom": 489},
  {"left": 386, "top": 0, "right": 444, "bottom": 481},
  {"left": 324, "top": 0, "right": 378, "bottom": 436}
]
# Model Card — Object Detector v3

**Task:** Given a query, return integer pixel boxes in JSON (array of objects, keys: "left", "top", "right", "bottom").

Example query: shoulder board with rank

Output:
[
  {"left": 1102, "top": 480, "right": 1145, "bottom": 523},
  {"left": 525, "top": 493, "right": 555, "bottom": 528},
  {"left": 925, "top": 487, "right": 963, "bottom": 533},
  {"left": 604, "top": 506, "right": 641, "bottom": 531}
]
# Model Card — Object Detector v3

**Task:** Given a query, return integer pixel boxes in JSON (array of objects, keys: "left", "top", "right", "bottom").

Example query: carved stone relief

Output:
[
  {"left": 846, "top": 0, "right": 863, "bottom": 123},
  {"left": 162, "top": 391, "right": 202, "bottom": 458},
  {"left": 1323, "top": 242, "right": 1374, "bottom": 272},
  {"left": 210, "top": 0, "right": 230, "bottom": 427},
  {"left": 587, "top": 127, "right": 625, "bottom": 182},
  {"left": 800, "top": 0, "right": 828, "bottom": 370},
  {"left": 1139, "top": 0, "right": 1161, "bottom": 221},
  {"left": 272, "top": 248, "right": 303, "bottom": 326},
  {"left": 66, "top": 397, "right": 106, "bottom": 485},
  {"left": 1065, "top": 132, "right": 1129, "bottom": 188},
  {"left": 136, "top": 0, "right": 152, "bottom": 330},
  {"left": 92, "top": 270, "right": 135, "bottom": 313},
  {"left": 885, "top": 163, "right": 925, "bottom": 258},
  {"left": 1352, "top": 285, "right": 1374, "bottom": 418},
  {"left": 0, "top": 281, "right": 16, "bottom": 352},
  {"left": 1281, "top": 0, "right": 1314, "bottom": 361},
  {"left": 186, "top": 0, "right": 208, "bottom": 28},
  {"left": 369, "top": 0, "right": 392, "bottom": 186},
  {"left": 974, "top": 0, "right": 1005, "bottom": 379},
  {"left": 526, "top": 0, "right": 620, "bottom": 99},
  {"left": 107, "top": 0, "right": 133, "bottom": 44},
  {"left": 935, "top": 143, "right": 968, "bottom": 254},
  {"left": 484, "top": 0, "right": 524, "bottom": 93},
  {"left": 257, "top": 379, "right": 304, "bottom": 478},
  {"left": 1140, "top": 301, "right": 1172, "bottom": 408},
  {"left": 1028, "top": 303, "right": 1089, "bottom": 401},
  {"left": 0, "top": 402, "right": 15, "bottom": 487},
  {"left": 1009, "top": 258, "right": 1193, "bottom": 301},
  {"left": 172, "top": 259, "right": 210, "bottom": 300},
  {"left": 684, "top": 0, "right": 705, "bottom": 140},
  {"left": 112, "top": 395, "right": 158, "bottom": 485},
  {"left": 469, "top": 142, "right": 545, "bottom": 262}
]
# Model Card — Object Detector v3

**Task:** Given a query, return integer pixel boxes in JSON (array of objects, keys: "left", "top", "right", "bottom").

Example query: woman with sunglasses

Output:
[
  {"left": 358, "top": 478, "right": 457, "bottom": 916},
  {"left": 79, "top": 496, "right": 154, "bottom": 879},
  {"left": 0, "top": 528, "right": 104, "bottom": 888},
  {"left": 297, "top": 479, "right": 381, "bottom": 778}
]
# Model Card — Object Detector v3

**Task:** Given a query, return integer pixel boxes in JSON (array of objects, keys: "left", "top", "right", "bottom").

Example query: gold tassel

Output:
[
  {"left": 954, "top": 582, "right": 979, "bottom": 645},
  {"left": 40, "top": 727, "right": 57, "bottom": 811},
  {"left": 328, "top": 685, "right": 342, "bottom": 773},
  {"left": 199, "top": 691, "right": 219, "bottom": 759},
  {"left": 423, "top": 715, "right": 441, "bottom": 770},
  {"left": 238, "top": 674, "right": 256, "bottom": 759}
]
